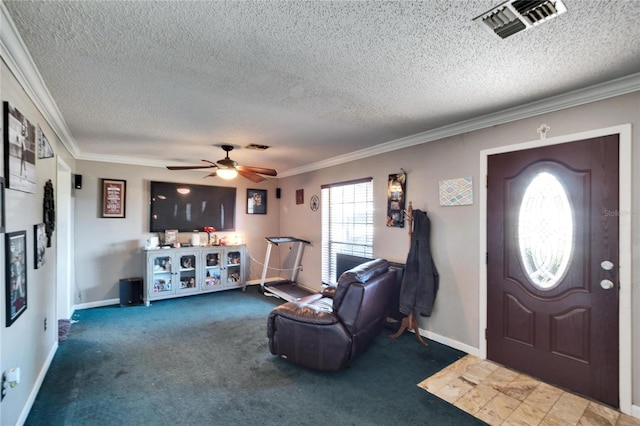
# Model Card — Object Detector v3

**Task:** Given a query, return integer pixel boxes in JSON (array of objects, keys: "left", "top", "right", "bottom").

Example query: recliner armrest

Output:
[{"left": 269, "top": 295, "right": 338, "bottom": 325}]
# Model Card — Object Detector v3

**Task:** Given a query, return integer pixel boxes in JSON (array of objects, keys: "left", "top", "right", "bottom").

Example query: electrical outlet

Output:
[{"left": 44, "top": 317, "right": 47, "bottom": 331}]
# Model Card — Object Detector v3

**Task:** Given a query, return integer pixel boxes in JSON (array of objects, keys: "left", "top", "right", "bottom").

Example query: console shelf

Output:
[{"left": 144, "top": 245, "right": 246, "bottom": 305}]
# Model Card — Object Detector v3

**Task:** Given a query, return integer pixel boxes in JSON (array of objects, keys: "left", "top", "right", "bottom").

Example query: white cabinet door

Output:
[
  {"left": 202, "top": 249, "right": 223, "bottom": 292},
  {"left": 223, "top": 247, "right": 245, "bottom": 289},
  {"left": 147, "top": 251, "right": 176, "bottom": 300},
  {"left": 176, "top": 251, "right": 199, "bottom": 294}
]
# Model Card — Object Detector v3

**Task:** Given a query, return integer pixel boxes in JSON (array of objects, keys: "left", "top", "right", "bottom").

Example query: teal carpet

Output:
[{"left": 26, "top": 287, "right": 485, "bottom": 425}]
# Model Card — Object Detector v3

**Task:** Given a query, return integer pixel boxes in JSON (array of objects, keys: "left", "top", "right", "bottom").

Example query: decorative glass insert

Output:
[{"left": 518, "top": 172, "right": 573, "bottom": 290}]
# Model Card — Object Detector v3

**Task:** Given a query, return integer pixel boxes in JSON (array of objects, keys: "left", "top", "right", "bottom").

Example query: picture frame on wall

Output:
[
  {"left": 34, "top": 223, "right": 46, "bottom": 269},
  {"left": 247, "top": 189, "right": 267, "bottom": 214},
  {"left": 0, "top": 177, "right": 5, "bottom": 233},
  {"left": 101, "top": 178, "right": 126, "bottom": 218},
  {"left": 3, "top": 102, "right": 37, "bottom": 193},
  {"left": 6, "top": 230, "right": 27, "bottom": 327},
  {"left": 37, "top": 125, "right": 54, "bottom": 159},
  {"left": 386, "top": 172, "right": 406, "bottom": 228}
]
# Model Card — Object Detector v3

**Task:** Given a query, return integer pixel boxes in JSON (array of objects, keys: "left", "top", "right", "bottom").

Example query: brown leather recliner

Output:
[{"left": 267, "top": 259, "right": 395, "bottom": 371}]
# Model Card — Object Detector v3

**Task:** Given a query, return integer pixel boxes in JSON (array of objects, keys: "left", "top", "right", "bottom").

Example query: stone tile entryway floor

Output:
[{"left": 418, "top": 355, "right": 640, "bottom": 426}]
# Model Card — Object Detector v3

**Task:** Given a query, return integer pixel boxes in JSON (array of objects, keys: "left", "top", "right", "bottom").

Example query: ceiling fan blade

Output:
[
  {"left": 167, "top": 165, "right": 216, "bottom": 170},
  {"left": 237, "top": 169, "right": 266, "bottom": 183},
  {"left": 167, "top": 159, "right": 217, "bottom": 170},
  {"left": 205, "top": 170, "right": 218, "bottom": 178},
  {"left": 238, "top": 165, "right": 277, "bottom": 177}
]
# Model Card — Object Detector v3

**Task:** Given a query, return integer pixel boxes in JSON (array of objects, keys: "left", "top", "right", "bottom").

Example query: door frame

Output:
[
  {"left": 479, "top": 124, "right": 632, "bottom": 414},
  {"left": 56, "top": 157, "right": 73, "bottom": 320}
]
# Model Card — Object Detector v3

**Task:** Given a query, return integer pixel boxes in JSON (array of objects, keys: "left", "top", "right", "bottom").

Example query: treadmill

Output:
[{"left": 247, "top": 237, "right": 314, "bottom": 301}]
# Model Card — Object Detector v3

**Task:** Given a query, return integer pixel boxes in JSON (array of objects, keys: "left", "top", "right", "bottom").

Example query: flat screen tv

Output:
[{"left": 149, "top": 181, "right": 236, "bottom": 232}]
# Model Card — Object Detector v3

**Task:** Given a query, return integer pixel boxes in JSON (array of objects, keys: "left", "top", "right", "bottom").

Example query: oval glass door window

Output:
[{"left": 518, "top": 172, "right": 573, "bottom": 290}]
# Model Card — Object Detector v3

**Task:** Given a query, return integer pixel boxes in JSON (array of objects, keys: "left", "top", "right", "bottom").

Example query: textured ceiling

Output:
[{"left": 3, "top": 0, "right": 640, "bottom": 176}]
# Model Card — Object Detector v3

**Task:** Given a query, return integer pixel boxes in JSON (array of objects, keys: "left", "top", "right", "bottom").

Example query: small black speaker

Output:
[
  {"left": 119, "top": 277, "right": 143, "bottom": 307},
  {"left": 276, "top": 188, "right": 281, "bottom": 199},
  {"left": 73, "top": 174, "right": 82, "bottom": 189}
]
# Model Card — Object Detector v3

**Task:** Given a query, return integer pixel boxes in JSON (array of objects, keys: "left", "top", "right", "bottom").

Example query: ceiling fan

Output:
[{"left": 166, "top": 145, "right": 278, "bottom": 183}]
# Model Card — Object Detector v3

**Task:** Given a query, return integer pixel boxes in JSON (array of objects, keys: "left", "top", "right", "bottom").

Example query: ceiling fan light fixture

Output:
[
  {"left": 217, "top": 168, "right": 238, "bottom": 180},
  {"left": 167, "top": 144, "right": 276, "bottom": 182}
]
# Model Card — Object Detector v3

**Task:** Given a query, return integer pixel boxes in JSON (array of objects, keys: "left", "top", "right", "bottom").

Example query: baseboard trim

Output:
[
  {"left": 73, "top": 298, "right": 120, "bottom": 311},
  {"left": 416, "top": 327, "right": 481, "bottom": 358},
  {"left": 17, "top": 340, "right": 58, "bottom": 425},
  {"left": 631, "top": 404, "right": 640, "bottom": 419}
]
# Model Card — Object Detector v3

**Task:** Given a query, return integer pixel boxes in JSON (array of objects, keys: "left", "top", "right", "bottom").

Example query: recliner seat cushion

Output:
[{"left": 268, "top": 294, "right": 337, "bottom": 325}]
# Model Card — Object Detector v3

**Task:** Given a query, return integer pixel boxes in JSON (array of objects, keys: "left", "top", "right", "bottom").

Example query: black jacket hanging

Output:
[{"left": 399, "top": 209, "right": 439, "bottom": 317}]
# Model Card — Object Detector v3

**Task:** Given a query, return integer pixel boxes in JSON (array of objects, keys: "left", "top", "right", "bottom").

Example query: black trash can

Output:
[{"left": 119, "top": 277, "right": 143, "bottom": 307}]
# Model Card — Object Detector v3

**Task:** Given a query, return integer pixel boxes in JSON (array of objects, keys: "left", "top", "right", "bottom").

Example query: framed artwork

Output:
[
  {"left": 296, "top": 189, "right": 304, "bottom": 205},
  {"left": 101, "top": 178, "right": 126, "bottom": 218},
  {"left": 164, "top": 229, "right": 178, "bottom": 246},
  {"left": 386, "top": 172, "right": 406, "bottom": 228},
  {"left": 6, "top": 230, "right": 27, "bottom": 327},
  {"left": 0, "top": 177, "right": 5, "bottom": 233},
  {"left": 34, "top": 223, "right": 46, "bottom": 269},
  {"left": 3, "top": 102, "right": 37, "bottom": 193},
  {"left": 247, "top": 189, "right": 267, "bottom": 214},
  {"left": 439, "top": 177, "right": 473, "bottom": 206},
  {"left": 37, "top": 125, "right": 54, "bottom": 159}
]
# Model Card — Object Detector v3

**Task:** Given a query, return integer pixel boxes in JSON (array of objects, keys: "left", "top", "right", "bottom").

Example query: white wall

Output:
[
  {"left": 0, "top": 58, "right": 76, "bottom": 426},
  {"left": 278, "top": 92, "right": 640, "bottom": 406},
  {"left": 72, "top": 161, "right": 281, "bottom": 305}
]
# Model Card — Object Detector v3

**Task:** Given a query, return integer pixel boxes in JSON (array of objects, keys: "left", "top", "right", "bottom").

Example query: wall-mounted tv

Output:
[{"left": 149, "top": 181, "right": 236, "bottom": 232}]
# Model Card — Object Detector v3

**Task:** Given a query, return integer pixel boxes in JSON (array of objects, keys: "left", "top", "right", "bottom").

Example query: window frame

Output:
[{"left": 321, "top": 177, "right": 374, "bottom": 284}]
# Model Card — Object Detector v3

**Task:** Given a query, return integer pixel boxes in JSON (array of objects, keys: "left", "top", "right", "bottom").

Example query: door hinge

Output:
[
  {"left": 485, "top": 175, "right": 488, "bottom": 188},
  {"left": 486, "top": 252, "right": 488, "bottom": 264},
  {"left": 485, "top": 328, "right": 488, "bottom": 340}
]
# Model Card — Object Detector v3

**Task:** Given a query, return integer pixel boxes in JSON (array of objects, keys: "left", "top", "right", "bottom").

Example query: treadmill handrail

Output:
[{"left": 265, "top": 237, "right": 311, "bottom": 245}]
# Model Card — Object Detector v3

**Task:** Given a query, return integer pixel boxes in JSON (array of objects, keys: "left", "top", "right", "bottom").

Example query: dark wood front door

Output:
[{"left": 487, "top": 135, "right": 619, "bottom": 407}]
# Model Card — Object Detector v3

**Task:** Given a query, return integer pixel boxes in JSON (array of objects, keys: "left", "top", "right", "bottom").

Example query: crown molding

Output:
[
  {"left": 278, "top": 72, "right": 640, "bottom": 177},
  {"left": 75, "top": 151, "right": 183, "bottom": 168},
  {"left": 0, "top": 2, "right": 81, "bottom": 157},
  {"left": 2, "top": 2, "right": 639, "bottom": 176}
]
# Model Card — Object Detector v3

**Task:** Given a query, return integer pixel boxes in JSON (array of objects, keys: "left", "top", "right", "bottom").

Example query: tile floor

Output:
[{"left": 418, "top": 355, "right": 640, "bottom": 426}]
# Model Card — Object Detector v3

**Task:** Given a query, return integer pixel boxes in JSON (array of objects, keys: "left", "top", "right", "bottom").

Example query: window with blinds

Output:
[{"left": 321, "top": 178, "right": 374, "bottom": 284}]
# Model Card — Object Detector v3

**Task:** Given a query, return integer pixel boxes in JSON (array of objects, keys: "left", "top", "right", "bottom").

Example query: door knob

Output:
[
  {"left": 600, "top": 260, "right": 614, "bottom": 271},
  {"left": 600, "top": 279, "right": 615, "bottom": 290}
]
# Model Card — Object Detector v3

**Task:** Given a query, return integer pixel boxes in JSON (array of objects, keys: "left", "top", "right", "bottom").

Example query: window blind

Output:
[{"left": 321, "top": 177, "right": 374, "bottom": 284}]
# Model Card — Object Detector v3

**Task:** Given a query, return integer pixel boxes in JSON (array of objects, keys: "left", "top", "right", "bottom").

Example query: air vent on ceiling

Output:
[
  {"left": 474, "top": 0, "right": 567, "bottom": 39},
  {"left": 245, "top": 144, "right": 271, "bottom": 151}
]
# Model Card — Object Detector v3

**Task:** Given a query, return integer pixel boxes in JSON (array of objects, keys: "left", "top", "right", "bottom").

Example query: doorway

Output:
[
  {"left": 479, "top": 125, "right": 632, "bottom": 413},
  {"left": 56, "top": 157, "right": 73, "bottom": 320}
]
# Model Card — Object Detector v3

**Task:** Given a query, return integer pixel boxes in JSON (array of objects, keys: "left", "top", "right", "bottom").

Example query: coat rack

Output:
[{"left": 388, "top": 200, "right": 429, "bottom": 347}]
